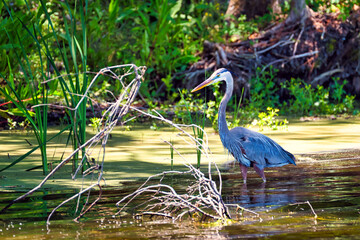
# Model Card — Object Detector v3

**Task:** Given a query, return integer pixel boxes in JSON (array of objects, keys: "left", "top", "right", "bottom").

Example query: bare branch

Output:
[
  {"left": 290, "top": 201, "right": 318, "bottom": 219},
  {"left": 1, "top": 64, "right": 146, "bottom": 225}
]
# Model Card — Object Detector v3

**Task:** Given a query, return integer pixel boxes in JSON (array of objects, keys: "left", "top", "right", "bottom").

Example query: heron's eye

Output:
[{"left": 216, "top": 74, "right": 220, "bottom": 78}]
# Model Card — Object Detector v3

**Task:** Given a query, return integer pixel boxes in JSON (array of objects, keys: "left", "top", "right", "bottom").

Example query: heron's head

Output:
[{"left": 191, "top": 68, "right": 231, "bottom": 93}]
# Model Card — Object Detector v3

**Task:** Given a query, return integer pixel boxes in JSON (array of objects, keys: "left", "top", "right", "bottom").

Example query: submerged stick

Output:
[
  {"left": 290, "top": 200, "right": 318, "bottom": 219},
  {"left": 226, "top": 204, "right": 263, "bottom": 221}
]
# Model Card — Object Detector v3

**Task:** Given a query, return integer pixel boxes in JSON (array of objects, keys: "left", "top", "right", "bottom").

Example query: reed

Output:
[{"left": 0, "top": 0, "right": 90, "bottom": 174}]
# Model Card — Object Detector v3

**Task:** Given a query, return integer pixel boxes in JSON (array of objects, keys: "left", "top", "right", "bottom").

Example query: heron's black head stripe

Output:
[{"left": 218, "top": 68, "right": 238, "bottom": 78}]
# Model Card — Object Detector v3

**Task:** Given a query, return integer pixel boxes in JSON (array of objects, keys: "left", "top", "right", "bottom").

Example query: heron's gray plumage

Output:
[
  {"left": 226, "top": 127, "right": 296, "bottom": 169},
  {"left": 192, "top": 68, "right": 295, "bottom": 181}
]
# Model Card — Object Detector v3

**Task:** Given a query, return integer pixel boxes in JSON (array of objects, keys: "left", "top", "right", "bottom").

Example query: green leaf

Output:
[
  {"left": 170, "top": 0, "right": 182, "bottom": 18},
  {"left": 109, "top": 0, "right": 120, "bottom": 21}
]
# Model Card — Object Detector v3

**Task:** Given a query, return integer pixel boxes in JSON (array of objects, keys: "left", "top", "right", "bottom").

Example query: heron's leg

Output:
[
  {"left": 239, "top": 164, "right": 248, "bottom": 183},
  {"left": 254, "top": 165, "right": 266, "bottom": 182}
]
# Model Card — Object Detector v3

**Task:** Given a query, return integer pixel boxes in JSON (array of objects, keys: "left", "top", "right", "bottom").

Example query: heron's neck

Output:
[{"left": 218, "top": 75, "right": 233, "bottom": 135}]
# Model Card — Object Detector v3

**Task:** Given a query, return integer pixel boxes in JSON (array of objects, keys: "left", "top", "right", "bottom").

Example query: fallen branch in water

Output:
[
  {"left": 226, "top": 204, "right": 263, "bottom": 221},
  {"left": 115, "top": 164, "right": 262, "bottom": 222},
  {"left": 1, "top": 64, "right": 146, "bottom": 225},
  {"left": 115, "top": 162, "right": 232, "bottom": 222},
  {"left": 290, "top": 200, "right": 318, "bottom": 219},
  {"left": 106, "top": 103, "right": 262, "bottom": 223}
]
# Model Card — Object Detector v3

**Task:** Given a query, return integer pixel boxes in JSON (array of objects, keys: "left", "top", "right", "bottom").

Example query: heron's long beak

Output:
[{"left": 191, "top": 78, "right": 214, "bottom": 93}]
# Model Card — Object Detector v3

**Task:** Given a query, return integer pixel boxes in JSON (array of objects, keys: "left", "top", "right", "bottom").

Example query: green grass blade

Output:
[
  {"left": 0, "top": 125, "right": 71, "bottom": 172},
  {"left": 1, "top": 0, "right": 13, "bottom": 20}
]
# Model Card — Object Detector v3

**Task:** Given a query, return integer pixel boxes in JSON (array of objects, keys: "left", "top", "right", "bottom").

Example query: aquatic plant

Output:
[
  {"left": 251, "top": 107, "right": 288, "bottom": 131},
  {"left": 0, "top": 64, "right": 146, "bottom": 224},
  {"left": 283, "top": 77, "right": 356, "bottom": 116},
  {"left": 1, "top": 0, "right": 90, "bottom": 174},
  {"left": 180, "top": 90, "right": 206, "bottom": 169}
]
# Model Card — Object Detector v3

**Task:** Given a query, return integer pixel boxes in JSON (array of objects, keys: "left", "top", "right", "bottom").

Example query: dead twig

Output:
[
  {"left": 115, "top": 167, "right": 230, "bottom": 222},
  {"left": 115, "top": 129, "right": 257, "bottom": 223},
  {"left": 311, "top": 68, "right": 343, "bottom": 85},
  {"left": 290, "top": 200, "right": 318, "bottom": 219},
  {"left": 135, "top": 212, "right": 174, "bottom": 220},
  {"left": 226, "top": 204, "right": 263, "bottom": 221},
  {"left": 74, "top": 184, "right": 103, "bottom": 223},
  {"left": 261, "top": 50, "right": 319, "bottom": 73}
]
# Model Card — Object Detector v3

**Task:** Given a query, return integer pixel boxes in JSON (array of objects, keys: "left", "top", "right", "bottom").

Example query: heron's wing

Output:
[{"left": 230, "top": 127, "right": 296, "bottom": 169}]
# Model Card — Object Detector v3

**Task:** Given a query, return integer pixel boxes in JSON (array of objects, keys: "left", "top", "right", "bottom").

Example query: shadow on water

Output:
[{"left": 1, "top": 154, "right": 360, "bottom": 239}]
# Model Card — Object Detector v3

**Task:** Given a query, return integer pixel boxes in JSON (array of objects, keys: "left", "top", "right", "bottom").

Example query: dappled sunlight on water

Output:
[
  {"left": 0, "top": 119, "right": 360, "bottom": 238},
  {"left": 1, "top": 118, "right": 360, "bottom": 189}
]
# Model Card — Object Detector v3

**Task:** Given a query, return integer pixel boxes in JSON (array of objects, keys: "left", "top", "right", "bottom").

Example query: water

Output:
[
  {"left": 1, "top": 154, "right": 359, "bottom": 239},
  {"left": 1, "top": 119, "right": 360, "bottom": 238}
]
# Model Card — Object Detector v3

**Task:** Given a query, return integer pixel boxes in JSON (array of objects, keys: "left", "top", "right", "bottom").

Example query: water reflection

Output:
[
  {"left": 224, "top": 181, "right": 297, "bottom": 210},
  {"left": 1, "top": 157, "right": 360, "bottom": 239},
  {"left": 222, "top": 156, "right": 360, "bottom": 211}
]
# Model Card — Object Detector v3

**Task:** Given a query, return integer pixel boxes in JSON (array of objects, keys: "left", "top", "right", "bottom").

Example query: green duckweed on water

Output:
[{"left": 0, "top": 119, "right": 360, "bottom": 238}]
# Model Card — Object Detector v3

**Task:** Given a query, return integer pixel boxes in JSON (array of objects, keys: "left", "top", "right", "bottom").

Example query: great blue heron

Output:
[{"left": 191, "top": 68, "right": 296, "bottom": 183}]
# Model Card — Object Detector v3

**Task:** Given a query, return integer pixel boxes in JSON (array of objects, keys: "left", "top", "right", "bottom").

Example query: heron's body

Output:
[
  {"left": 192, "top": 68, "right": 296, "bottom": 183},
  {"left": 221, "top": 127, "right": 296, "bottom": 169}
]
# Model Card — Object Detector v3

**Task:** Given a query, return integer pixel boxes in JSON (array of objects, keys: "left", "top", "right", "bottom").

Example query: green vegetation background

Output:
[
  {"left": 1, "top": 0, "right": 358, "bottom": 123},
  {"left": 0, "top": 0, "right": 359, "bottom": 173}
]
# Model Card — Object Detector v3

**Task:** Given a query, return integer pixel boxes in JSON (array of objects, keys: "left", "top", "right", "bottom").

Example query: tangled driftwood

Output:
[
  {"left": 186, "top": 11, "right": 360, "bottom": 97},
  {"left": 115, "top": 164, "right": 231, "bottom": 221},
  {"left": 115, "top": 157, "right": 260, "bottom": 222}
]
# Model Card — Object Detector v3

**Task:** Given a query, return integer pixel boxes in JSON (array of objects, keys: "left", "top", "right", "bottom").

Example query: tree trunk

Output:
[
  {"left": 225, "top": 0, "right": 311, "bottom": 23},
  {"left": 286, "top": 0, "right": 312, "bottom": 24},
  {"left": 225, "top": 0, "right": 245, "bottom": 19},
  {"left": 225, "top": 0, "right": 280, "bottom": 20}
]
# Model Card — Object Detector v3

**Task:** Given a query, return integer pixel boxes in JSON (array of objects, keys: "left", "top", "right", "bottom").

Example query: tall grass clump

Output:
[
  {"left": 0, "top": 0, "right": 90, "bottom": 174},
  {"left": 178, "top": 90, "right": 206, "bottom": 168}
]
